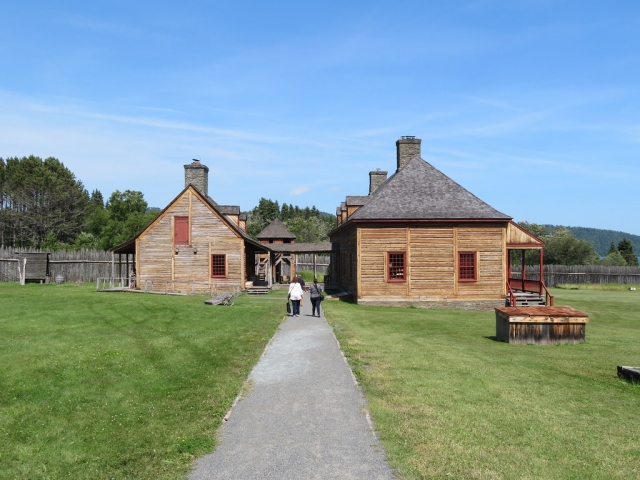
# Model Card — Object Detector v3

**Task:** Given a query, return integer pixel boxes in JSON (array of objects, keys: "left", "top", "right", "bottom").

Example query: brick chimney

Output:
[
  {"left": 369, "top": 169, "right": 388, "bottom": 194},
  {"left": 396, "top": 136, "right": 421, "bottom": 171},
  {"left": 184, "top": 159, "right": 209, "bottom": 196}
]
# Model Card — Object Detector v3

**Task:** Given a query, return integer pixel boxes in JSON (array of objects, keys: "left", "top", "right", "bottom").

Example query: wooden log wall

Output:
[
  {"left": 357, "top": 223, "right": 505, "bottom": 301},
  {"left": 409, "top": 227, "right": 455, "bottom": 297},
  {"left": 360, "top": 226, "right": 408, "bottom": 299},
  {"left": 457, "top": 226, "right": 504, "bottom": 299},
  {"left": 331, "top": 225, "right": 358, "bottom": 294}
]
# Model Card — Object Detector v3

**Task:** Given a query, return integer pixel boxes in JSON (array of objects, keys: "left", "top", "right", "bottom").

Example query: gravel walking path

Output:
[{"left": 189, "top": 298, "right": 394, "bottom": 479}]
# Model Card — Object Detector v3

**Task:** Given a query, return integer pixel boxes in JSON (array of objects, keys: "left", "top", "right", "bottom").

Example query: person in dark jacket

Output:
[
  {"left": 296, "top": 274, "right": 306, "bottom": 306},
  {"left": 309, "top": 278, "right": 323, "bottom": 317}
]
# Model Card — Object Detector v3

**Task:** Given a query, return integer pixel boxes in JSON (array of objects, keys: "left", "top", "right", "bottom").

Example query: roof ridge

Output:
[
  {"left": 257, "top": 218, "right": 297, "bottom": 239},
  {"left": 347, "top": 156, "right": 510, "bottom": 222}
]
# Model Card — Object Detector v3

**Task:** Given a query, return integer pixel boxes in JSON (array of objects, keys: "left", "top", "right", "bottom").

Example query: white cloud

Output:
[{"left": 289, "top": 186, "right": 310, "bottom": 196}]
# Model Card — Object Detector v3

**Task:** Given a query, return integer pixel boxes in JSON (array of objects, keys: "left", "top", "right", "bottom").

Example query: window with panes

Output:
[
  {"left": 458, "top": 252, "right": 477, "bottom": 282},
  {"left": 211, "top": 254, "right": 226, "bottom": 278},
  {"left": 387, "top": 252, "right": 406, "bottom": 282}
]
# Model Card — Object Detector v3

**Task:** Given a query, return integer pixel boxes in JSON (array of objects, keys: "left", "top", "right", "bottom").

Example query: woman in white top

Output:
[{"left": 288, "top": 279, "right": 304, "bottom": 317}]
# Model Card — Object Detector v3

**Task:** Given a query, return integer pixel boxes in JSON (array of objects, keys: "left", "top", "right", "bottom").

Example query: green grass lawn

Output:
[
  {"left": 323, "top": 289, "right": 640, "bottom": 479},
  {"left": 0, "top": 283, "right": 284, "bottom": 479}
]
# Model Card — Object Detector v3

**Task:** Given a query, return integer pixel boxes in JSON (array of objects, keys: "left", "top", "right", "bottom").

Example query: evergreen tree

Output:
[
  {"left": 90, "top": 189, "right": 104, "bottom": 208},
  {"left": 281, "top": 203, "right": 290, "bottom": 222},
  {"left": 0, "top": 156, "right": 88, "bottom": 248},
  {"left": 607, "top": 241, "right": 617, "bottom": 256},
  {"left": 617, "top": 238, "right": 639, "bottom": 266},
  {"left": 245, "top": 199, "right": 336, "bottom": 242}
]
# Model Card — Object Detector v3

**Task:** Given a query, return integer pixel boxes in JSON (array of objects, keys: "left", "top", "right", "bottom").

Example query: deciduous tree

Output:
[{"left": 99, "top": 190, "right": 158, "bottom": 250}]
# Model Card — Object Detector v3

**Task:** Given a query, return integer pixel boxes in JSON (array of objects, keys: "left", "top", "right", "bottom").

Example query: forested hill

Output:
[{"left": 543, "top": 225, "right": 640, "bottom": 257}]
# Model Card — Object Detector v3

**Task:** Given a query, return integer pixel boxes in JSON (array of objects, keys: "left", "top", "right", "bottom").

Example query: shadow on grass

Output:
[{"left": 483, "top": 335, "right": 501, "bottom": 342}]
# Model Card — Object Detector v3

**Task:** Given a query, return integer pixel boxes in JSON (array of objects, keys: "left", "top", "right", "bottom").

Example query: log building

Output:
[
  {"left": 330, "top": 137, "right": 546, "bottom": 309},
  {"left": 112, "top": 160, "right": 266, "bottom": 292}
]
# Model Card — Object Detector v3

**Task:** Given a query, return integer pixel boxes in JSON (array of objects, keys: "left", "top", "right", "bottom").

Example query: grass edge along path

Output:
[
  {"left": 0, "top": 283, "right": 284, "bottom": 479},
  {"left": 324, "top": 289, "right": 640, "bottom": 480}
]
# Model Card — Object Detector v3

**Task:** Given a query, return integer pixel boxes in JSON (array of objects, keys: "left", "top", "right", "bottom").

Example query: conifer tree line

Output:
[
  {"left": 0, "top": 156, "right": 158, "bottom": 250},
  {"left": 246, "top": 198, "right": 336, "bottom": 243}
]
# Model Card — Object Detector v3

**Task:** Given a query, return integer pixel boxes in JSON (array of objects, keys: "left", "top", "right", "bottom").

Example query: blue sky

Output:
[{"left": 1, "top": 1, "right": 639, "bottom": 235}]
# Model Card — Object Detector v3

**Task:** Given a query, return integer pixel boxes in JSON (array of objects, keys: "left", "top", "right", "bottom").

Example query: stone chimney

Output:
[
  {"left": 396, "top": 136, "right": 421, "bottom": 171},
  {"left": 184, "top": 159, "right": 209, "bottom": 196},
  {"left": 369, "top": 169, "right": 388, "bottom": 194}
]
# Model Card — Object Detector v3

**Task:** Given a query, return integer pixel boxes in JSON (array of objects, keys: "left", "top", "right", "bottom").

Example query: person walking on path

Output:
[
  {"left": 287, "top": 278, "right": 304, "bottom": 317},
  {"left": 309, "top": 278, "right": 323, "bottom": 317},
  {"left": 296, "top": 274, "right": 306, "bottom": 293}
]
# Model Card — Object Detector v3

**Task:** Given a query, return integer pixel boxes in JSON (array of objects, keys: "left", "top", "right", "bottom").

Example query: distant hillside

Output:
[{"left": 543, "top": 225, "right": 640, "bottom": 257}]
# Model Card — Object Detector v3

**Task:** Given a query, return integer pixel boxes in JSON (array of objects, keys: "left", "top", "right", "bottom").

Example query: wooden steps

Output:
[{"left": 507, "top": 291, "right": 546, "bottom": 307}]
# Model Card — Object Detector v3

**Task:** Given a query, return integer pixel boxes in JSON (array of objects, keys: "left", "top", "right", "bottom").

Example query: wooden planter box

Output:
[{"left": 495, "top": 306, "right": 589, "bottom": 345}]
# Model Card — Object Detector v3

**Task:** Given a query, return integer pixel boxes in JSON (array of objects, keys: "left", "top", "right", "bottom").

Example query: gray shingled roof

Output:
[
  {"left": 216, "top": 205, "right": 240, "bottom": 215},
  {"left": 346, "top": 196, "right": 370, "bottom": 206},
  {"left": 257, "top": 218, "right": 297, "bottom": 240},
  {"left": 348, "top": 156, "right": 511, "bottom": 221}
]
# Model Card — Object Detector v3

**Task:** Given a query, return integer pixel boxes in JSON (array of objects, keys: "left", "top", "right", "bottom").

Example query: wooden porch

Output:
[{"left": 505, "top": 222, "right": 553, "bottom": 307}]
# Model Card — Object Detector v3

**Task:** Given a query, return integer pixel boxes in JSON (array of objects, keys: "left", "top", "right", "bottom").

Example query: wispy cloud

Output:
[
  {"left": 64, "top": 15, "right": 142, "bottom": 37},
  {"left": 290, "top": 186, "right": 310, "bottom": 196}
]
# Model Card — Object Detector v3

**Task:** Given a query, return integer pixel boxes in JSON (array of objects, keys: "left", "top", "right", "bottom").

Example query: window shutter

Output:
[{"left": 174, "top": 217, "right": 189, "bottom": 245}]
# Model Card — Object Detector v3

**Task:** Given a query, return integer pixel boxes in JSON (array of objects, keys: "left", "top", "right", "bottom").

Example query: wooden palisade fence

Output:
[
  {"left": 0, "top": 247, "right": 133, "bottom": 283},
  {"left": 511, "top": 264, "right": 640, "bottom": 287},
  {"left": 295, "top": 253, "right": 330, "bottom": 275}
]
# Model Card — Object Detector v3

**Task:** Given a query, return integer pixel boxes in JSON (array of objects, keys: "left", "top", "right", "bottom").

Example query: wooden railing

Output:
[
  {"left": 506, "top": 281, "right": 517, "bottom": 307},
  {"left": 541, "top": 282, "right": 555, "bottom": 306},
  {"left": 507, "top": 278, "right": 554, "bottom": 306},
  {"left": 508, "top": 277, "right": 543, "bottom": 294},
  {"left": 96, "top": 277, "right": 131, "bottom": 290}
]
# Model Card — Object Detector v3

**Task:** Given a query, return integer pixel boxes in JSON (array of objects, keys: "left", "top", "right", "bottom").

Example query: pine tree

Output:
[
  {"left": 90, "top": 189, "right": 104, "bottom": 208},
  {"left": 281, "top": 203, "right": 290, "bottom": 222},
  {"left": 0, "top": 156, "right": 88, "bottom": 248},
  {"left": 607, "top": 241, "right": 617, "bottom": 255},
  {"left": 617, "top": 238, "right": 639, "bottom": 266}
]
